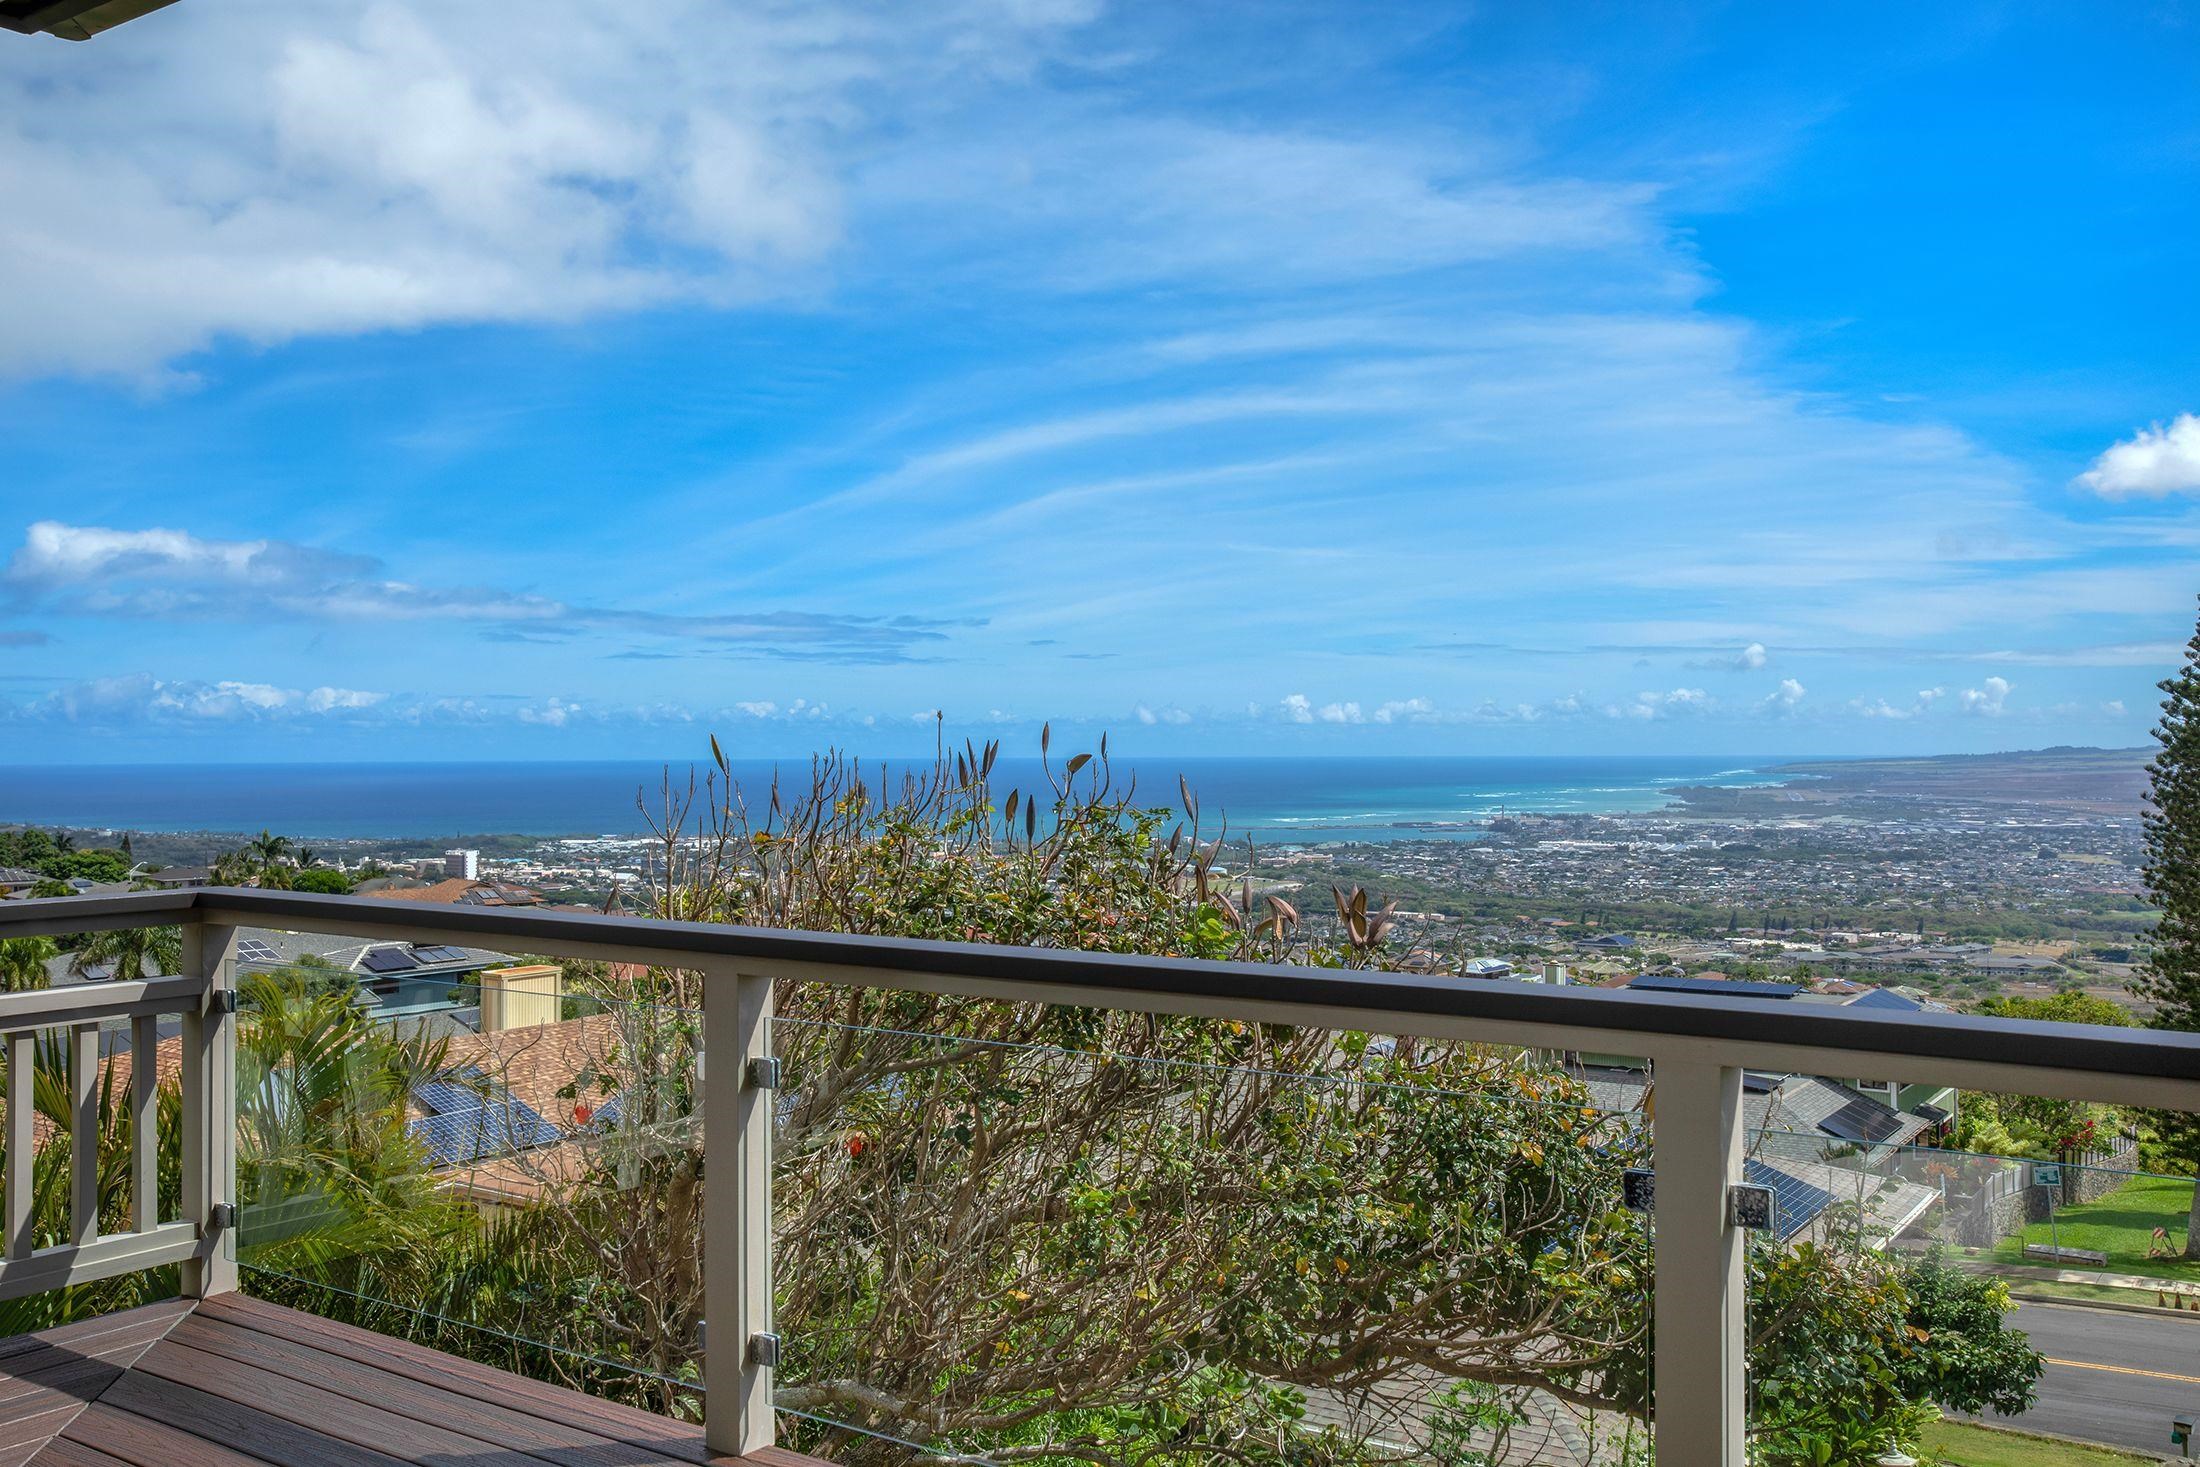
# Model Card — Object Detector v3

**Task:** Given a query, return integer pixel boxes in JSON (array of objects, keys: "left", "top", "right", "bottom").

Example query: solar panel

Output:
[
  {"left": 1819, "top": 1096, "right": 1908, "bottom": 1145},
  {"left": 1740, "top": 1071, "right": 1788, "bottom": 1094},
  {"left": 359, "top": 947, "right": 420, "bottom": 973},
  {"left": 1846, "top": 987, "right": 1924, "bottom": 1012},
  {"left": 407, "top": 1099, "right": 561, "bottom": 1167},
  {"left": 411, "top": 945, "right": 469, "bottom": 965},
  {"left": 413, "top": 1079, "right": 492, "bottom": 1115},
  {"left": 235, "top": 939, "right": 280, "bottom": 966},
  {"left": 1745, "top": 1158, "right": 1833, "bottom": 1241},
  {"left": 1629, "top": 974, "right": 1798, "bottom": 1000}
]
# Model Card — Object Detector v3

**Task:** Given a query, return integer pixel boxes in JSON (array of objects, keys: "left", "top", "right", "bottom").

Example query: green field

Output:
[
  {"left": 1993, "top": 1174, "right": 2200, "bottom": 1283},
  {"left": 1920, "top": 1419, "right": 2159, "bottom": 1465}
]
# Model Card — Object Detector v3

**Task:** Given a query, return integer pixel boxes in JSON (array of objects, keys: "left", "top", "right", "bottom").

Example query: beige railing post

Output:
[
  {"left": 180, "top": 919, "right": 238, "bottom": 1298},
  {"left": 1651, "top": 1054, "right": 1747, "bottom": 1464},
  {"left": 704, "top": 968, "right": 776, "bottom": 1456}
]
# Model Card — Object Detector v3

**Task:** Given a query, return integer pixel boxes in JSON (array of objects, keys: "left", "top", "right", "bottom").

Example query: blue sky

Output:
[{"left": 1, "top": 0, "right": 2196, "bottom": 762}]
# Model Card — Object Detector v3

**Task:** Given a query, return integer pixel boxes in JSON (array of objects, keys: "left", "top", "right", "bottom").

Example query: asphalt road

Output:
[{"left": 1993, "top": 1298, "right": 2200, "bottom": 1456}]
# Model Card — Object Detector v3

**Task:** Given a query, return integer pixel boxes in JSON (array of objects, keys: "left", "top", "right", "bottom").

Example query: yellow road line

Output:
[{"left": 2045, "top": 1355, "right": 2200, "bottom": 1385}]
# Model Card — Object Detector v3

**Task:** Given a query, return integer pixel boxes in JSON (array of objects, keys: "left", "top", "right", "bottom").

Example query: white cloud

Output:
[
  {"left": 1735, "top": 642, "right": 1768, "bottom": 670},
  {"left": 1372, "top": 697, "right": 1434, "bottom": 724},
  {"left": 1317, "top": 700, "right": 1364, "bottom": 724},
  {"left": 2104, "top": 699, "right": 2127, "bottom": 717},
  {"left": 1628, "top": 687, "right": 1711, "bottom": 719},
  {"left": 1758, "top": 678, "right": 1806, "bottom": 714},
  {"left": 1133, "top": 703, "right": 1193, "bottom": 726},
  {"left": 1959, "top": 676, "right": 2012, "bottom": 715},
  {"left": 23, "top": 673, "right": 392, "bottom": 724},
  {"left": 0, "top": 1, "right": 1096, "bottom": 380},
  {"left": 2076, "top": 414, "right": 2200, "bottom": 498},
  {"left": 1278, "top": 693, "right": 1314, "bottom": 724},
  {"left": 5, "top": 521, "right": 960, "bottom": 662}
]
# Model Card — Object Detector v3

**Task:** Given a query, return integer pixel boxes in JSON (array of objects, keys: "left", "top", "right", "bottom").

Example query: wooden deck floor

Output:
[{"left": 0, "top": 1296, "right": 823, "bottom": 1467}]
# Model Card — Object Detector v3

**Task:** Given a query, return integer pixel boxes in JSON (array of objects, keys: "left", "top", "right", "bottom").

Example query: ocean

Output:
[{"left": 0, "top": 755, "right": 1804, "bottom": 843}]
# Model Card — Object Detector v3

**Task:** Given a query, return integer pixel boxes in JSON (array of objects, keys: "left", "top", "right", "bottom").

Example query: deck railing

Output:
[{"left": 4, "top": 886, "right": 2200, "bottom": 1466}]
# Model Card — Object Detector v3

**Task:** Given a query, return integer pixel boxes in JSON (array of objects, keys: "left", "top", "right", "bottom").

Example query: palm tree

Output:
[
  {"left": 0, "top": 937, "right": 55, "bottom": 993},
  {"left": 235, "top": 973, "right": 461, "bottom": 1277},
  {"left": 248, "top": 830, "right": 293, "bottom": 868},
  {"left": 69, "top": 925, "right": 182, "bottom": 982}
]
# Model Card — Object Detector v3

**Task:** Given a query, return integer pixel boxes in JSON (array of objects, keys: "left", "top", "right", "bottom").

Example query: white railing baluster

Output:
[
  {"left": 1651, "top": 1054, "right": 1746, "bottom": 1466},
  {"left": 3, "top": 1033, "right": 30, "bottom": 1261},
  {"left": 131, "top": 1013, "right": 157, "bottom": 1232},
  {"left": 703, "top": 967, "right": 776, "bottom": 1456},
  {"left": 71, "top": 1023, "right": 97, "bottom": 1245}
]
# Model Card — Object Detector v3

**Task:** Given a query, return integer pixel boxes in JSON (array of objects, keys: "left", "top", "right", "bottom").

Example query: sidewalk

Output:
[{"left": 1965, "top": 1258, "right": 2200, "bottom": 1293}]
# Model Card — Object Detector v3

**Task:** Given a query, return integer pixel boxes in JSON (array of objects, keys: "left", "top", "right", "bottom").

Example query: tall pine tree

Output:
[{"left": 2133, "top": 601, "right": 2200, "bottom": 1254}]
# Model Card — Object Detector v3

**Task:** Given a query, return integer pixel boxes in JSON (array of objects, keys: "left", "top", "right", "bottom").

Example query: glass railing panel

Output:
[
  {"left": 1743, "top": 1120, "right": 2191, "bottom": 1461},
  {"left": 231, "top": 947, "right": 707, "bottom": 1416},
  {"left": 771, "top": 1006, "right": 1656, "bottom": 1465}
]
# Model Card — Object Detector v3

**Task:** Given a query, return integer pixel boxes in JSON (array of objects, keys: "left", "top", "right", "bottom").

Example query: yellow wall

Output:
[{"left": 479, "top": 963, "right": 563, "bottom": 1032}]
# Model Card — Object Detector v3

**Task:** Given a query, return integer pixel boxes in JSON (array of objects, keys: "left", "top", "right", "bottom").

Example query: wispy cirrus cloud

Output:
[{"left": 4, "top": 522, "right": 969, "bottom": 663}]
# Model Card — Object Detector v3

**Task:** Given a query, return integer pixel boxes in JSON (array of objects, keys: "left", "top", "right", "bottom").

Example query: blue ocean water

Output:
[{"left": 0, "top": 755, "right": 1803, "bottom": 842}]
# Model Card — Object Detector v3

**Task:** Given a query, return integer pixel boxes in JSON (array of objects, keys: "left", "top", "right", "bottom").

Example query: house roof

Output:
[
  {"left": 368, "top": 879, "right": 541, "bottom": 907},
  {"left": 0, "top": 0, "right": 177, "bottom": 40}
]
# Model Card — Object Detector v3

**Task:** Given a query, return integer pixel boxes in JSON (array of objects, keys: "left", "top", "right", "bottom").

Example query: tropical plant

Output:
[
  {"left": 68, "top": 923, "right": 181, "bottom": 982},
  {"left": 0, "top": 936, "right": 56, "bottom": 993}
]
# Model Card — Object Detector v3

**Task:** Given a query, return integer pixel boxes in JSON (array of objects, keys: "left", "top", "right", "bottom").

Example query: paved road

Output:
[{"left": 1996, "top": 1298, "right": 2200, "bottom": 1455}]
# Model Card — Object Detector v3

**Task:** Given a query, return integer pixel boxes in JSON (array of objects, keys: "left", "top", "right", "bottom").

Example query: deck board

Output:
[{"left": 0, "top": 1299, "right": 824, "bottom": 1467}]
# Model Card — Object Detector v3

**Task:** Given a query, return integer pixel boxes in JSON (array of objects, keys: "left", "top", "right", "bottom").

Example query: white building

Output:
[{"left": 444, "top": 848, "right": 481, "bottom": 879}]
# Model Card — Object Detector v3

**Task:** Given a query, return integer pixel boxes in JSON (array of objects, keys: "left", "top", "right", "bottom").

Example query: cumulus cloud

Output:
[
  {"left": 1758, "top": 678, "right": 1806, "bottom": 714},
  {"left": 1278, "top": 693, "right": 1314, "bottom": 724},
  {"left": 1959, "top": 676, "right": 2012, "bottom": 715},
  {"left": 18, "top": 674, "right": 390, "bottom": 725},
  {"left": 1854, "top": 687, "right": 1945, "bottom": 719},
  {"left": 1317, "top": 700, "right": 1363, "bottom": 724},
  {"left": 5, "top": 521, "right": 964, "bottom": 663},
  {"left": 1372, "top": 697, "right": 1434, "bottom": 724},
  {"left": 2076, "top": 414, "right": 2200, "bottom": 498},
  {"left": 1686, "top": 642, "right": 1768, "bottom": 671},
  {"left": 1133, "top": 704, "right": 1192, "bottom": 725},
  {"left": 1627, "top": 687, "right": 1711, "bottom": 719}
]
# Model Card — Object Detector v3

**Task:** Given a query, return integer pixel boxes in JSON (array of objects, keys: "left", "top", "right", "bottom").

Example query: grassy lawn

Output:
[
  {"left": 1920, "top": 1419, "right": 2161, "bottom": 1465},
  {"left": 1991, "top": 1174, "right": 2200, "bottom": 1283}
]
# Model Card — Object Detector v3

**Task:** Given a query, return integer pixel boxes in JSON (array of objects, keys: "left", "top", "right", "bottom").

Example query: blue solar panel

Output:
[
  {"left": 413, "top": 1079, "right": 491, "bottom": 1115},
  {"left": 590, "top": 1092, "right": 624, "bottom": 1129},
  {"left": 1746, "top": 1158, "right": 1834, "bottom": 1241},
  {"left": 1846, "top": 987, "right": 1924, "bottom": 1011},
  {"left": 408, "top": 1100, "right": 561, "bottom": 1167},
  {"left": 360, "top": 947, "right": 419, "bottom": 973},
  {"left": 1629, "top": 975, "right": 1798, "bottom": 1000},
  {"left": 1820, "top": 1096, "right": 1908, "bottom": 1145},
  {"left": 411, "top": 945, "right": 469, "bottom": 965}
]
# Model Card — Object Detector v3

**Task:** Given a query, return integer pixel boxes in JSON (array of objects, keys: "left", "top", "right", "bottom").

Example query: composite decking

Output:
[{"left": 0, "top": 1296, "right": 823, "bottom": 1467}]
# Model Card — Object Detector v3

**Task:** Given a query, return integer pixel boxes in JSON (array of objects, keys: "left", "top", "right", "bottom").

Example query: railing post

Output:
[
  {"left": 180, "top": 920, "right": 238, "bottom": 1298},
  {"left": 704, "top": 968, "right": 775, "bottom": 1457},
  {"left": 1651, "top": 1055, "right": 1746, "bottom": 1465}
]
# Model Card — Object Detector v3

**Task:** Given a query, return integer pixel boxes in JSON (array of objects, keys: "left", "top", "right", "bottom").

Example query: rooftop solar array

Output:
[
  {"left": 1745, "top": 1158, "right": 1834, "bottom": 1241},
  {"left": 1818, "top": 1096, "right": 1909, "bottom": 1145},
  {"left": 1740, "top": 1071, "right": 1789, "bottom": 1094},
  {"left": 1845, "top": 986, "right": 1925, "bottom": 1012},
  {"left": 408, "top": 1069, "right": 562, "bottom": 1167},
  {"left": 409, "top": 1105, "right": 562, "bottom": 1168},
  {"left": 1629, "top": 974, "right": 1799, "bottom": 1000},
  {"left": 359, "top": 947, "right": 420, "bottom": 973},
  {"left": 411, "top": 945, "right": 470, "bottom": 965},
  {"left": 234, "top": 939, "right": 280, "bottom": 966}
]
